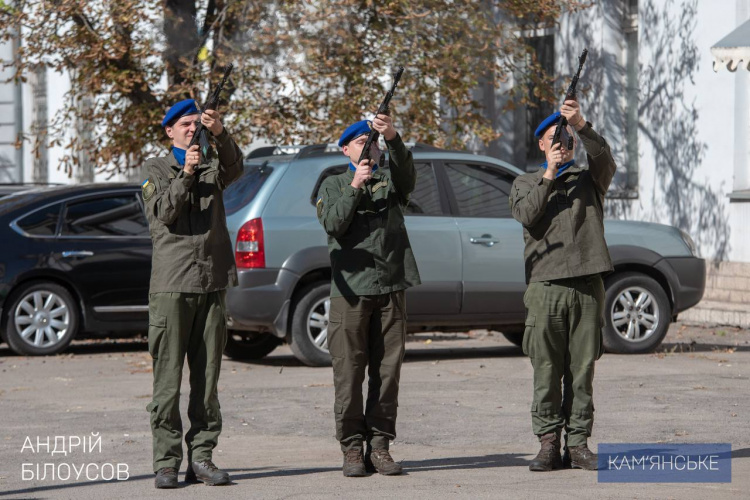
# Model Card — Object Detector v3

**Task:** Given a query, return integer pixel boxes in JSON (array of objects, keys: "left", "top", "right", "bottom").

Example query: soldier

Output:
[
  {"left": 509, "top": 100, "right": 616, "bottom": 472},
  {"left": 316, "top": 116, "right": 421, "bottom": 477},
  {"left": 142, "top": 99, "right": 243, "bottom": 488}
]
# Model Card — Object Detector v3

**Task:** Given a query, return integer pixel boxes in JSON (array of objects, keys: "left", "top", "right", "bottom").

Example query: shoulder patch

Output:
[
  {"left": 316, "top": 197, "right": 324, "bottom": 218},
  {"left": 142, "top": 177, "right": 156, "bottom": 201}
]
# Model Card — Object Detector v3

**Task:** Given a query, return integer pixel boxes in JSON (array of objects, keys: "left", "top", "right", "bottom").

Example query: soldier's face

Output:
[
  {"left": 165, "top": 114, "right": 199, "bottom": 149},
  {"left": 539, "top": 125, "right": 576, "bottom": 164},
  {"left": 342, "top": 134, "right": 381, "bottom": 166}
]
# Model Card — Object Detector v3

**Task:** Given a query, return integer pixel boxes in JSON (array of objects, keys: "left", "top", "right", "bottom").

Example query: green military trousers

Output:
[
  {"left": 522, "top": 274, "right": 605, "bottom": 447},
  {"left": 146, "top": 291, "right": 227, "bottom": 472},
  {"left": 328, "top": 291, "right": 407, "bottom": 452}
]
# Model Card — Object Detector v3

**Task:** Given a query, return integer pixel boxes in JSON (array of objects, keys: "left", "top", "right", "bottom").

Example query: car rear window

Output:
[
  {"left": 16, "top": 203, "right": 63, "bottom": 236},
  {"left": 62, "top": 195, "right": 148, "bottom": 237},
  {"left": 224, "top": 163, "right": 274, "bottom": 216}
]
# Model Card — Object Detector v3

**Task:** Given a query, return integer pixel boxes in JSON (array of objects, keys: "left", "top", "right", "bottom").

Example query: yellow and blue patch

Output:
[{"left": 141, "top": 177, "right": 156, "bottom": 201}]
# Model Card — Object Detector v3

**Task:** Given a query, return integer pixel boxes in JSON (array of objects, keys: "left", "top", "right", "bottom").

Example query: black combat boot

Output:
[
  {"left": 365, "top": 445, "right": 403, "bottom": 476},
  {"left": 529, "top": 432, "right": 563, "bottom": 472},
  {"left": 185, "top": 460, "right": 230, "bottom": 485},
  {"left": 342, "top": 447, "right": 367, "bottom": 477},
  {"left": 563, "top": 443, "right": 599, "bottom": 470},
  {"left": 154, "top": 467, "right": 178, "bottom": 489}
]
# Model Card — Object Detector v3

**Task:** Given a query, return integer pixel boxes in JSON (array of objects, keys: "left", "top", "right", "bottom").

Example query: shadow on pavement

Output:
[
  {"left": 658, "top": 342, "right": 750, "bottom": 353},
  {"left": 0, "top": 466, "right": 340, "bottom": 497},
  {"left": 0, "top": 339, "right": 148, "bottom": 358},
  {"left": 234, "top": 343, "right": 524, "bottom": 369},
  {"left": 403, "top": 453, "right": 530, "bottom": 472}
]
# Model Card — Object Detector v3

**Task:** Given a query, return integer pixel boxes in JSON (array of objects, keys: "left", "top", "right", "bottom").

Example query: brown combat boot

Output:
[
  {"left": 342, "top": 447, "right": 367, "bottom": 477},
  {"left": 365, "top": 447, "right": 403, "bottom": 476},
  {"left": 529, "top": 432, "right": 563, "bottom": 472},
  {"left": 563, "top": 443, "right": 599, "bottom": 470}
]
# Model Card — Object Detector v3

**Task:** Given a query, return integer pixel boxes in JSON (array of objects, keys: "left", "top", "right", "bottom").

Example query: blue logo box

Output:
[{"left": 598, "top": 443, "right": 731, "bottom": 483}]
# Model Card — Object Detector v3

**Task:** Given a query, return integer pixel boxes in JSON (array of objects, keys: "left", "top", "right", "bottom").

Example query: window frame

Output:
[
  {"left": 435, "top": 160, "right": 518, "bottom": 219},
  {"left": 310, "top": 160, "right": 452, "bottom": 217},
  {"left": 57, "top": 190, "right": 150, "bottom": 240}
]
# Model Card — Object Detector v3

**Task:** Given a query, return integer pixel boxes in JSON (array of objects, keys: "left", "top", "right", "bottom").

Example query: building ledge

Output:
[{"left": 728, "top": 190, "right": 750, "bottom": 202}]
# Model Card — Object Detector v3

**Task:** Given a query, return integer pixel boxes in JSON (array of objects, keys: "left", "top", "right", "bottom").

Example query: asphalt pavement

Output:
[{"left": 0, "top": 323, "right": 747, "bottom": 499}]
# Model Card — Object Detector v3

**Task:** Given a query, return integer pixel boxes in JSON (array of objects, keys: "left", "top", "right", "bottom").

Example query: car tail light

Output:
[{"left": 235, "top": 218, "right": 265, "bottom": 268}]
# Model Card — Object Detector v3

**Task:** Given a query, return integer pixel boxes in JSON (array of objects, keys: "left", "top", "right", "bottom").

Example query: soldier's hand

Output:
[
  {"left": 351, "top": 159, "right": 373, "bottom": 189},
  {"left": 201, "top": 109, "right": 224, "bottom": 136},
  {"left": 184, "top": 145, "right": 200, "bottom": 175},
  {"left": 372, "top": 113, "right": 397, "bottom": 141},
  {"left": 543, "top": 143, "right": 562, "bottom": 180},
  {"left": 561, "top": 99, "right": 585, "bottom": 131}
]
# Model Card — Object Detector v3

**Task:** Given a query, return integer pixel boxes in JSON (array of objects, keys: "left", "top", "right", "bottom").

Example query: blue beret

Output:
[
  {"left": 338, "top": 120, "right": 372, "bottom": 147},
  {"left": 534, "top": 111, "right": 562, "bottom": 138},
  {"left": 161, "top": 99, "right": 200, "bottom": 128}
]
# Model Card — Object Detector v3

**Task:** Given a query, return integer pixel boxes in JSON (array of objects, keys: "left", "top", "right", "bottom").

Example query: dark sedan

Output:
[{"left": 0, "top": 184, "right": 151, "bottom": 355}]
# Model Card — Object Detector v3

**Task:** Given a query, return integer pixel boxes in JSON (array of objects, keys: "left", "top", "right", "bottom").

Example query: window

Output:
[
  {"left": 445, "top": 163, "right": 514, "bottom": 218},
  {"left": 311, "top": 162, "right": 444, "bottom": 216},
  {"left": 224, "top": 163, "right": 275, "bottom": 216},
  {"left": 62, "top": 195, "right": 148, "bottom": 237},
  {"left": 16, "top": 203, "right": 62, "bottom": 236},
  {"left": 525, "top": 34, "right": 556, "bottom": 171},
  {"left": 405, "top": 163, "right": 442, "bottom": 216},
  {"left": 609, "top": 0, "right": 639, "bottom": 198}
]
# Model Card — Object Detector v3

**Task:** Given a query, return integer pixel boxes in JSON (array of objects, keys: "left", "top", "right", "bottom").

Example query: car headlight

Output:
[{"left": 679, "top": 229, "right": 698, "bottom": 257}]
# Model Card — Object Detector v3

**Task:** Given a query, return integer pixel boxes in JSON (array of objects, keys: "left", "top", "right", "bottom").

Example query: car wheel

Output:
[
  {"left": 224, "top": 330, "right": 281, "bottom": 360},
  {"left": 3, "top": 281, "right": 79, "bottom": 356},
  {"left": 289, "top": 281, "right": 332, "bottom": 367},
  {"left": 602, "top": 272, "right": 671, "bottom": 354}
]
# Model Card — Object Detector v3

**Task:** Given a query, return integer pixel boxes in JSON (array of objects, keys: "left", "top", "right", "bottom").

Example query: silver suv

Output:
[{"left": 223, "top": 144, "right": 705, "bottom": 366}]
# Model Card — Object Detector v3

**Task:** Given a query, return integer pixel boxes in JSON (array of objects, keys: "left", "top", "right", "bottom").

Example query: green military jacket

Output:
[
  {"left": 509, "top": 123, "right": 616, "bottom": 284},
  {"left": 142, "top": 129, "right": 243, "bottom": 294},
  {"left": 317, "top": 134, "right": 422, "bottom": 297}
]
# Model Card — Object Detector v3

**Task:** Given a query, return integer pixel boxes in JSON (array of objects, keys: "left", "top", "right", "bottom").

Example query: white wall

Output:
[{"left": 561, "top": 0, "right": 739, "bottom": 262}]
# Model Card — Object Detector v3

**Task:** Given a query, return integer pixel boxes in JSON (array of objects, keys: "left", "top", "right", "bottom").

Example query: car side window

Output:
[
  {"left": 16, "top": 203, "right": 62, "bottom": 236},
  {"left": 445, "top": 163, "right": 514, "bottom": 218},
  {"left": 405, "top": 163, "right": 442, "bottom": 216},
  {"left": 311, "top": 165, "right": 349, "bottom": 205},
  {"left": 62, "top": 195, "right": 149, "bottom": 237}
]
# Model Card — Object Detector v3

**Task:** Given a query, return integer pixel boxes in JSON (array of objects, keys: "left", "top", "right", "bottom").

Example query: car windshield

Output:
[{"left": 224, "top": 162, "right": 274, "bottom": 216}]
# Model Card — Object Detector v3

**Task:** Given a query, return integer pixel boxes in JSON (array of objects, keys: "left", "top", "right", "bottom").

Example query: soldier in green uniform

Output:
[
  {"left": 509, "top": 99, "right": 616, "bottom": 472},
  {"left": 142, "top": 99, "right": 243, "bottom": 488},
  {"left": 316, "top": 116, "right": 421, "bottom": 477}
]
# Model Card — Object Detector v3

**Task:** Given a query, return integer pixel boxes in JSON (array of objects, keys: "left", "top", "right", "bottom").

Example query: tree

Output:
[{"left": 0, "top": 0, "right": 590, "bottom": 177}]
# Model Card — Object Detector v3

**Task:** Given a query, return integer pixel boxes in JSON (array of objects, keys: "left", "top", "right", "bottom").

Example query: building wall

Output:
[{"left": 502, "top": 0, "right": 743, "bottom": 263}]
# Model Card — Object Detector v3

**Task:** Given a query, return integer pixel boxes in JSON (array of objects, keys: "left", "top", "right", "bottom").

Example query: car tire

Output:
[
  {"left": 2, "top": 281, "right": 79, "bottom": 356},
  {"left": 602, "top": 272, "right": 671, "bottom": 354},
  {"left": 224, "top": 330, "right": 281, "bottom": 360},
  {"left": 501, "top": 332, "right": 523, "bottom": 347},
  {"left": 289, "top": 281, "right": 332, "bottom": 367}
]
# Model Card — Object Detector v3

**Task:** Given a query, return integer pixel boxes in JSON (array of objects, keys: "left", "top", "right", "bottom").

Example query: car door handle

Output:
[
  {"left": 62, "top": 251, "right": 95, "bottom": 258},
  {"left": 469, "top": 234, "right": 498, "bottom": 247}
]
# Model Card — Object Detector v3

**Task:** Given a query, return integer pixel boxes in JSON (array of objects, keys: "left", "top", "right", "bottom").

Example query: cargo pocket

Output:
[
  {"left": 522, "top": 314, "right": 536, "bottom": 357},
  {"left": 148, "top": 311, "right": 168, "bottom": 360}
]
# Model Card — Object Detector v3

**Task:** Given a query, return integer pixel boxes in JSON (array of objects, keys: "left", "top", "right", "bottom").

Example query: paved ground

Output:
[{"left": 0, "top": 322, "right": 747, "bottom": 499}]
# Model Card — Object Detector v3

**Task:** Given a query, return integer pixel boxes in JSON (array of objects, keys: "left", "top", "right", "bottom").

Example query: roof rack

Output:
[{"left": 246, "top": 141, "right": 448, "bottom": 161}]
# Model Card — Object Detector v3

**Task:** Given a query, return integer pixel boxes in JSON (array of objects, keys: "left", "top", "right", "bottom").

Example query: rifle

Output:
[
  {"left": 550, "top": 49, "right": 588, "bottom": 160},
  {"left": 188, "top": 63, "right": 234, "bottom": 164},
  {"left": 357, "top": 66, "right": 405, "bottom": 167}
]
